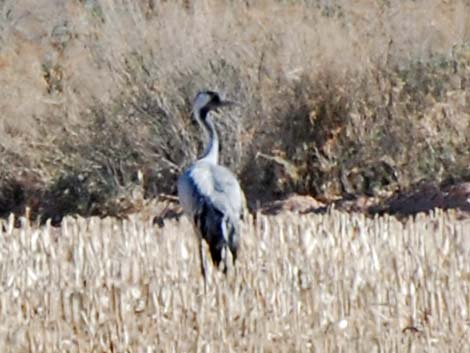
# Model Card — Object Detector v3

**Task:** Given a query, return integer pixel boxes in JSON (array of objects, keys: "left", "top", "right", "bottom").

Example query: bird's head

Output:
[{"left": 192, "top": 90, "right": 235, "bottom": 120}]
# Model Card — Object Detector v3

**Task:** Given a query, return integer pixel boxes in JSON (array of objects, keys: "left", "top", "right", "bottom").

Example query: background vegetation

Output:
[{"left": 0, "top": 0, "right": 469, "bottom": 220}]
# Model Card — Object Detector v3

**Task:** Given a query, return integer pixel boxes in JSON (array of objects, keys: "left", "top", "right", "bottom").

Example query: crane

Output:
[{"left": 177, "top": 90, "right": 244, "bottom": 283}]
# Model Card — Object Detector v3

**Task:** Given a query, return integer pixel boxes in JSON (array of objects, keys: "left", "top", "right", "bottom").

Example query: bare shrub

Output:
[{"left": 0, "top": 0, "right": 469, "bottom": 218}]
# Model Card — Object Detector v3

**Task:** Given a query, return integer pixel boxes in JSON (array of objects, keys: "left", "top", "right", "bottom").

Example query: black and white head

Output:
[{"left": 192, "top": 90, "right": 233, "bottom": 119}]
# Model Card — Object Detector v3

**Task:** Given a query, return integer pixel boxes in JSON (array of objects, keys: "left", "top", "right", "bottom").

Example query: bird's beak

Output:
[{"left": 219, "top": 100, "right": 239, "bottom": 107}]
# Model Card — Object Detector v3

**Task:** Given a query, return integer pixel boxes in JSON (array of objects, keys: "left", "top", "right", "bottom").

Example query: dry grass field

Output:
[{"left": 0, "top": 208, "right": 468, "bottom": 352}]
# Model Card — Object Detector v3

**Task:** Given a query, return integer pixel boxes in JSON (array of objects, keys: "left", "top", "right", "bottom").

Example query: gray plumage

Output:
[{"left": 177, "top": 91, "right": 244, "bottom": 279}]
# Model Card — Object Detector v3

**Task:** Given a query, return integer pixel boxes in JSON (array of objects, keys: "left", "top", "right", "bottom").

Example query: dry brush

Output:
[{"left": 0, "top": 0, "right": 469, "bottom": 219}]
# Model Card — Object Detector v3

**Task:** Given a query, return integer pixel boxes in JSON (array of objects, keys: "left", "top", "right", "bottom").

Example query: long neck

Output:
[{"left": 196, "top": 109, "right": 219, "bottom": 164}]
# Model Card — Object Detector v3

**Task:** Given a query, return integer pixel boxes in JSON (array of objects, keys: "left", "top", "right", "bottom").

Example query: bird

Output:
[{"left": 177, "top": 90, "right": 244, "bottom": 283}]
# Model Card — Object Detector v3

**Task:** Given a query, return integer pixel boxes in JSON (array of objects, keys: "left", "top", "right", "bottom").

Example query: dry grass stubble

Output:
[{"left": 0, "top": 209, "right": 468, "bottom": 352}]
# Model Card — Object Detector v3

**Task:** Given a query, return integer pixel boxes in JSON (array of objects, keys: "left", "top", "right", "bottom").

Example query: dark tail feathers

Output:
[{"left": 195, "top": 203, "right": 238, "bottom": 271}]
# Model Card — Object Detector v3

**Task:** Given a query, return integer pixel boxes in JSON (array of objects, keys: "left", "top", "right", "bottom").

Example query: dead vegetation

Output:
[
  {"left": 0, "top": 209, "right": 468, "bottom": 352},
  {"left": 0, "top": 0, "right": 469, "bottom": 220}
]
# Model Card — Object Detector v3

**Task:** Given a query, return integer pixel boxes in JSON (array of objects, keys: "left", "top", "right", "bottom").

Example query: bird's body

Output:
[
  {"left": 177, "top": 91, "right": 244, "bottom": 279},
  {"left": 178, "top": 161, "right": 242, "bottom": 266}
]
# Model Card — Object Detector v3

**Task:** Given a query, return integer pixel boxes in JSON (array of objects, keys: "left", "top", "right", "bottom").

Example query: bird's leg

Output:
[{"left": 199, "top": 237, "right": 208, "bottom": 292}]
